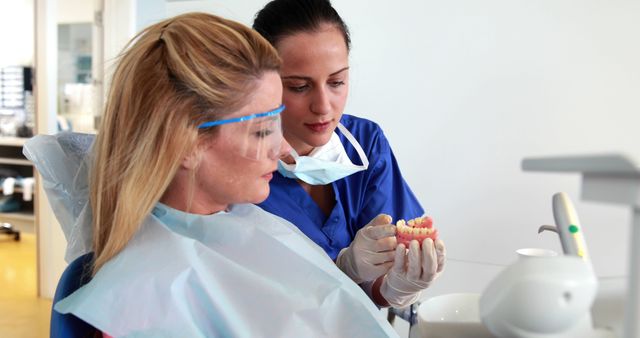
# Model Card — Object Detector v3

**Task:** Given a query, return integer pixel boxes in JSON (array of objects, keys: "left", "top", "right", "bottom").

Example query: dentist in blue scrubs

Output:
[{"left": 254, "top": 0, "right": 446, "bottom": 308}]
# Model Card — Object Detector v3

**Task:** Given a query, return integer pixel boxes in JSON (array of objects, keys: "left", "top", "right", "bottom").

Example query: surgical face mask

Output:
[
  {"left": 198, "top": 104, "right": 285, "bottom": 160},
  {"left": 278, "top": 123, "right": 369, "bottom": 185}
]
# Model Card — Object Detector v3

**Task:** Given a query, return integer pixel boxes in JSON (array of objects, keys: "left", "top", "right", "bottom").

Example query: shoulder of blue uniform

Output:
[
  {"left": 340, "top": 114, "right": 383, "bottom": 131},
  {"left": 339, "top": 114, "right": 390, "bottom": 156}
]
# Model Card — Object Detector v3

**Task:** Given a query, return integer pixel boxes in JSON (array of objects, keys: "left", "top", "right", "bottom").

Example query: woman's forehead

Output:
[
  {"left": 277, "top": 28, "right": 348, "bottom": 78},
  {"left": 224, "top": 72, "right": 283, "bottom": 118}
]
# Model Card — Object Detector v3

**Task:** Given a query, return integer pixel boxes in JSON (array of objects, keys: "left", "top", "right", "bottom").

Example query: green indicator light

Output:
[{"left": 569, "top": 225, "right": 579, "bottom": 233}]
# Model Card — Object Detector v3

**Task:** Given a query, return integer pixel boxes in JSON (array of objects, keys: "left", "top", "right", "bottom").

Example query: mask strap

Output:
[
  {"left": 336, "top": 123, "right": 369, "bottom": 169},
  {"left": 278, "top": 123, "right": 369, "bottom": 171},
  {"left": 288, "top": 147, "right": 301, "bottom": 160}
]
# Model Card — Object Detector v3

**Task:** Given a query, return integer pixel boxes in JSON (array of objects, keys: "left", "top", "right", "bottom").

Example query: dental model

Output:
[{"left": 396, "top": 216, "right": 438, "bottom": 247}]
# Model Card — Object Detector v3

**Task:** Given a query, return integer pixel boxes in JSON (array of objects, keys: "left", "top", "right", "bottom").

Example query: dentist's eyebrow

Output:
[{"left": 281, "top": 67, "right": 350, "bottom": 81}]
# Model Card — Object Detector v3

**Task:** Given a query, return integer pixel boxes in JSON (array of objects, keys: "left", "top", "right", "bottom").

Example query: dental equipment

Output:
[
  {"left": 479, "top": 192, "right": 613, "bottom": 338},
  {"left": 405, "top": 191, "right": 610, "bottom": 338},
  {"left": 538, "top": 192, "right": 589, "bottom": 260},
  {"left": 523, "top": 153, "right": 639, "bottom": 338}
]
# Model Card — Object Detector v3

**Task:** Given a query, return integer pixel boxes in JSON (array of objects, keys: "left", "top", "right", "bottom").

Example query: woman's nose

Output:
[
  {"left": 279, "top": 139, "right": 292, "bottom": 158},
  {"left": 310, "top": 87, "right": 331, "bottom": 115},
  {"left": 270, "top": 138, "right": 292, "bottom": 160}
]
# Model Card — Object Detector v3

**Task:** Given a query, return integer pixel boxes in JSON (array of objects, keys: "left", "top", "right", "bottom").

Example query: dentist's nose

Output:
[{"left": 310, "top": 87, "right": 331, "bottom": 115}]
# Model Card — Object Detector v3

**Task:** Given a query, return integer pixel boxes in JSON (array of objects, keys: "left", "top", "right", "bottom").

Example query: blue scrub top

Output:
[{"left": 258, "top": 114, "right": 424, "bottom": 260}]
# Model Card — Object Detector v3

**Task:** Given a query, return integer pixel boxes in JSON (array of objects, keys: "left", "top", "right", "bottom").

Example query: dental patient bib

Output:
[{"left": 54, "top": 203, "right": 397, "bottom": 338}]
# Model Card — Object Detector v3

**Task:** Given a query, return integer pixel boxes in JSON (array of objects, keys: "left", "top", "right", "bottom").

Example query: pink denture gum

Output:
[{"left": 396, "top": 216, "right": 438, "bottom": 247}]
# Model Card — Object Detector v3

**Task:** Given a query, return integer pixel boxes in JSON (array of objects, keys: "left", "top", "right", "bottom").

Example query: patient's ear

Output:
[
  {"left": 181, "top": 137, "right": 213, "bottom": 170},
  {"left": 181, "top": 148, "right": 201, "bottom": 170}
]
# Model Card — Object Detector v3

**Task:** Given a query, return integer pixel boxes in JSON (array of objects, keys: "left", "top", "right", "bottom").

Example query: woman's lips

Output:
[
  {"left": 262, "top": 167, "right": 278, "bottom": 181},
  {"left": 305, "top": 121, "right": 331, "bottom": 133}
]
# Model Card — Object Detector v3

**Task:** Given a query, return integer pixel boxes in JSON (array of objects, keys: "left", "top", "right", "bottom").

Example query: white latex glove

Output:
[
  {"left": 380, "top": 238, "right": 446, "bottom": 308},
  {"left": 335, "top": 214, "right": 397, "bottom": 284}
]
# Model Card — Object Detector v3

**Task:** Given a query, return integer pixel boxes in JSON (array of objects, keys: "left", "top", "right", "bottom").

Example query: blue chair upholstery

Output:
[{"left": 50, "top": 252, "right": 98, "bottom": 338}]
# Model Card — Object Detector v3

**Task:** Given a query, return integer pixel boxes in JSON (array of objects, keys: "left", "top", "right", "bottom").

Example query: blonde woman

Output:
[{"left": 44, "top": 12, "right": 397, "bottom": 337}]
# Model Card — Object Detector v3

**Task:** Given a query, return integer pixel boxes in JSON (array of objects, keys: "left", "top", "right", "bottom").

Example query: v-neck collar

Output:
[{"left": 275, "top": 173, "right": 346, "bottom": 233}]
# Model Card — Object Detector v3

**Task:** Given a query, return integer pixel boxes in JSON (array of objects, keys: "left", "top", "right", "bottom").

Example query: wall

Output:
[
  {"left": 32, "top": 0, "right": 95, "bottom": 299},
  {"left": 338, "top": 0, "right": 639, "bottom": 281},
  {"left": 58, "top": 0, "right": 94, "bottom": 24},
  {"left": 34, "top": 0, "right": 66, "bottom": 299},
  {"left": 0, "top": 0, "right": 34, "bottom": 67}
]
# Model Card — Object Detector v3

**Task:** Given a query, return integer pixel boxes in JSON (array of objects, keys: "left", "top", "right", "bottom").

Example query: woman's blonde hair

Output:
[{"left": 90, "top": 12, "right": 281, "bottom": 274}]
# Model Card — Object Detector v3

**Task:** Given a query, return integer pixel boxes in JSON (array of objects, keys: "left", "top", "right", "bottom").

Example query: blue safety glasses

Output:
[
  {"left": 197, "top": 104, "right": 285, "bottom": 160},
  {"left": 197, "top": 104, "right": 285, "bottom": 129}
]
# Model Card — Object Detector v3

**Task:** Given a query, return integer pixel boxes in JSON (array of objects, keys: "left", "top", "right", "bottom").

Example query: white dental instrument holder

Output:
[
  {"left": 480, "top": 248, "right": 599, "bottom": 338},
  {"left": 522, "top": 153, "right": 640, "bottom": 338}
]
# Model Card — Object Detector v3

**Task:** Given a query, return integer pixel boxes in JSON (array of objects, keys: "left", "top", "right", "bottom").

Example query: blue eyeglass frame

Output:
[{"left": 197, "top": 104, "right": 285, "bottom": 129}]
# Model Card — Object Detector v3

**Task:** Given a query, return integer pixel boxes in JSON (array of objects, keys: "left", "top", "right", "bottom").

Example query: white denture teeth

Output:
[
  {"left": 407, "top": 219, "right": 415, "bottom": 226},
  {"left": 397, "top": 219, "right": 406, "bottom": 227}
]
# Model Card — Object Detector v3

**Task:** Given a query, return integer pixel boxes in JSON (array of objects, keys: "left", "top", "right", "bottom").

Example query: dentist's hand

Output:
[
  {"left": 379, "top": 238, "right": 446, "bottom": 308},
  {"left": 336, "top": 214, "right": 397, "bottom": 284}
]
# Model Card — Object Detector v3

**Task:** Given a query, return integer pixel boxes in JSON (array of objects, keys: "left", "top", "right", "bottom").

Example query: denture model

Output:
[{"left": 396, "top": 216, "right": 438, "bottom": 247}]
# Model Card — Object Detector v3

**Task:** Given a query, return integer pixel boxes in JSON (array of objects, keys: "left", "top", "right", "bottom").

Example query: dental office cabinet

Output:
[
  {"left": 0, "top": 66, "right": 36, "bottom": 240},
  {"left": 0, "top": 137, "right": 36, "bottom": 240}
]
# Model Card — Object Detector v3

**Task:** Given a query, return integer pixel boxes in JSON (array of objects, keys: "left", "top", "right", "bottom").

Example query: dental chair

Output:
[
  {"left": 21, "top": 133, "right": 97, "bottom": 336},
  {"left": 50, "top": 252, "right": 98, "bottom": 338}
]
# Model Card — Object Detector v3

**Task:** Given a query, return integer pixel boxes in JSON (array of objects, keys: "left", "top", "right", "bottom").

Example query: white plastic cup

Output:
[{"left": 516, "top": 248, "right": 558, "bottom": 258}]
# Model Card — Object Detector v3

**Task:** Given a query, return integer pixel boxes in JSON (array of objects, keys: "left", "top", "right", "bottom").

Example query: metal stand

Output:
[
  {"left": 625, "top": 207, "right": 640, "bottom": 337},
  {"left": 388, "top": 302, "right": 420, "bottom": 336}
]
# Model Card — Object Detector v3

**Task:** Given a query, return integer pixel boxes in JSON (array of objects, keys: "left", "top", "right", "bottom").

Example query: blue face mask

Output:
[{"left": 277, "top": 123, "right": 369, "bottom": 185}]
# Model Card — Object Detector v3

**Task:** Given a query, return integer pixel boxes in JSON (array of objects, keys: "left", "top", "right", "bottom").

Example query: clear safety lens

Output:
[{"left": 198, "top": 105, "right": 285, "bottom": 160}]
